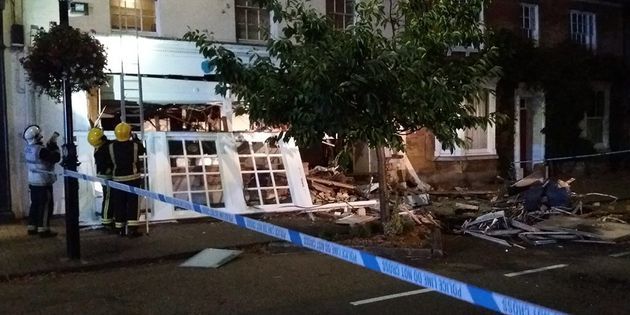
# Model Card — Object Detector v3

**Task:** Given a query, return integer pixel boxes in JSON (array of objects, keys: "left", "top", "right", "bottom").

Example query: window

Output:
[
  {"left": 448, "top": 3, "right": 485, "bottom": 56},
  {"left": 570, "top": 10, "right": 596, "bottom": 50},
  {"left": 169, "top": 139, "right": 225, "bottom": 208},
  {"left": 326, "top": 0, "right": 354, "bottom": 30},
  {"left": 110, "top": 0, "right": 156, "bottom": 32},
  {"left": 521, "top": 3, "right": 539, "bottom": 44},
  {"left": 435, "top": 92, "right": 497, "bottom": 159},
  {"left": 237, "top": 140, "right": 292, "bottom": 206},
  {"left": 582, "top": 89, "right": 609, "bottom": 149},
  {"left": 235, "top": 0, "right": 270, "bottom": 42}
]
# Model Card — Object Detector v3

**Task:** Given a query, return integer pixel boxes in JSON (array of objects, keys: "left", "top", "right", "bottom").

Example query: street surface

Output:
[{"left": 1, "top": 235, "right": 629, "bottom": 315}]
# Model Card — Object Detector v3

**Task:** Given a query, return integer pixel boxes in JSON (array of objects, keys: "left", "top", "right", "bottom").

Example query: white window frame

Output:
[
  {"left": 570, "top": 10, "right": 597, "bottom": 51},
  {"left": 521, "top": 3, "right": 539, "bottom": 44},
  {"left": 167, "top": 137, "right": 225, "bottom": 210},
  {"left": 580, "top": 84, "right": 610, "bottom": 151},
  {"left": 449, "top": 5, "right": 485, "bottom": 56},
  {"left": 326, "top": 0, "right": 355, "bottom": 30},
  {"left": 434, "top": 90, "right": 497, "bottom": 160},
  {"left": 235, "top": 0, "right": 271, "bottom": 43},
  {"left": 235, "top": 136, "right": 293, "bottom": 208}
]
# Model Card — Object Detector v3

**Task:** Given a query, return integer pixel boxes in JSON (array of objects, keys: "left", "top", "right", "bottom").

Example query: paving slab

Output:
[{"left": 0, "top": 218, "right": 274, "bottom": 279}]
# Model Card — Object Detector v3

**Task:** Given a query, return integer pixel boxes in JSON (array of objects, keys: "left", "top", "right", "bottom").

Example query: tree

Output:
[
  {"left": 20, "top": 24, "right": 108, "bottom": 101},
  {"left": 185, "top": 0, "right": 500, "bottom": 220}
]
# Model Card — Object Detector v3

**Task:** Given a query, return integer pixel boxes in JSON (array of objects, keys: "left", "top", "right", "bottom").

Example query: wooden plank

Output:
[
  {"left": 402, "top": 154, "right": 431, "bottom": 192},
  {"left": 307, "top": 176, "right": 356, "bottom": 190},
  {"left": 311, "top": 182, "right": 334, "bottom": 194}
]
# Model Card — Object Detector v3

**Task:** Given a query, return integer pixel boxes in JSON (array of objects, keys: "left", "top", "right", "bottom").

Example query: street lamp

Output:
[{"left": 58, "top": 0, "right": 81, "bottom": 260}]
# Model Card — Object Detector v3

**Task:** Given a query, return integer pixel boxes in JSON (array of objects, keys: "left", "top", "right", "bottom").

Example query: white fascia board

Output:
[
  {"left": 112, "top": 75, "right": 221, "bottom": 104},
  {"left": 96, "top": 34, "right": 268, "bottom": 77}
]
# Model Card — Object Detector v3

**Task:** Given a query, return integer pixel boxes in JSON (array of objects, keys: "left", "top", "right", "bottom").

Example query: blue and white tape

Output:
[{"left": 65, "top": 170, "right": 565, "bottom": 315}]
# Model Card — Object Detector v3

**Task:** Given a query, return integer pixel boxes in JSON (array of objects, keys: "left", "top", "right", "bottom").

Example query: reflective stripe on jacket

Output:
[
  {"left": 24, "top": 143, "right": 59, "bottom": 186},
  {"left": 109, "top": 140, "right": 145, "bottom": 182}
]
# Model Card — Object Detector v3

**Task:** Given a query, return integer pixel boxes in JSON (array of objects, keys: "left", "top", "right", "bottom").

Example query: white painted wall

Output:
[
  {"left": 156, "top": 0, "right": 237, "bottom": 41},
  {"left": 68, "top": 0, "right": 111, "bottom": 34},
  {"left": 64, "top": 0, "right": 330, "bottom": 41},
  {"left": 3, "top": 0, "right": 333, "bottom": 218}
]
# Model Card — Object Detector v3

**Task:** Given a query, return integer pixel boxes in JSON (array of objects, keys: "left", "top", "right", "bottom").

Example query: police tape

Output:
[{"left": 65, "top": 170, "right": 565, "bottom": 315}]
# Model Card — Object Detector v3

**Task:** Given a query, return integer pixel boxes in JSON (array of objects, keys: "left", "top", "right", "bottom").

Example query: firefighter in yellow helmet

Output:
[
  {"left": 87, "top": 127, "right": 114, "bottom": 231},
  {"left": 108, "top": 122, "right": 145, "bottom": 237}
]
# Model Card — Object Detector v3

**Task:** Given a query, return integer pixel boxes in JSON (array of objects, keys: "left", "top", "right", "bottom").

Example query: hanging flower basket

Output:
[{"left": 20, "top": 24, "right": 108, "bottom": 101}]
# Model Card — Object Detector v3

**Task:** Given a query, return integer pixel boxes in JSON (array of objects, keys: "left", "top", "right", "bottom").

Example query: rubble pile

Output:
[
  {"left": 306, "top": 166, "right": 363, "bottom": 205},
  {"left": 305, "top": 165, "right": 439, "bottom": 229},
  {"left": 458, "top": 173, "right": 629, "bottom": 247}
]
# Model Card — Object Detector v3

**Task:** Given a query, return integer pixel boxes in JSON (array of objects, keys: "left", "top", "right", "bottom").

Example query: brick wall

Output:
[
  {"left": 486, "top": 0, "right": 624, "bottom": 56},
  {"left": 405, "top": 131, "right": 498, "bottom": 190}
]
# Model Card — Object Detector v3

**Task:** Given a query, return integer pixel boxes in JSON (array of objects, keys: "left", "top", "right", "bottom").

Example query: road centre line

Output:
[
  {"left": 350, "top": 288, "right": 433, "bottom": 306},
  {"left": 504, "top": 264, "right": 568, "bottom": 277},
  {"left": 610, "top": 251, "right": 630, "bottom": 258}
]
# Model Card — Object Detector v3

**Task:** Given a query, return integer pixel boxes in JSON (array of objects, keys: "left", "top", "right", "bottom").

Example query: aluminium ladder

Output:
[{"left": 118, "top": 25, "right": 151, "bottom": 234}]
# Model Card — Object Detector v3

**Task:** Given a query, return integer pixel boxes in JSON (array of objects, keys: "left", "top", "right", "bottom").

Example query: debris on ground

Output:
[
  {"left": 456, "top": 175, "right": 627, "bottom": 247},
  {"left": 307, "top": 166, "right": 363, "bottom": 205}
]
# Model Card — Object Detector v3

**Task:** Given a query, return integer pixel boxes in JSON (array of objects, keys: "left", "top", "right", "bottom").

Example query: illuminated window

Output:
[
  {"left": 110, "top": 0, "right": 156, "bottom": 32},
  {"left": 235, "top": 0, "right": 270, "bottom": 42}
]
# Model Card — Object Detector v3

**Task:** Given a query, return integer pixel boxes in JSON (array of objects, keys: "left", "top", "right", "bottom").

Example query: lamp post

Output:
[
  {"left": 58, "top": 0, "right": 80, "bottom": 260},
  {"left": 0, "top": 0, "right": 13, "bottom": 221}
]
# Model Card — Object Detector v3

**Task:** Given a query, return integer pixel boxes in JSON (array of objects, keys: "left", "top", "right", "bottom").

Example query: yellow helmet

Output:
[
  {"left": 114, "top": 122, "right": 131, "bottom": 141},
  {"left": 87, "top": 128, "right": 105, "bottom": 147}
]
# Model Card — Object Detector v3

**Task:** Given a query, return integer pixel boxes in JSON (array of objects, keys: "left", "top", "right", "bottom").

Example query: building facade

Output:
[
  {"left": 406, "top": 0, "right": 629, "bottom": 188},
  {"left": 0, "top": 0, "right": 628, "bottom": 218},
  {"left": 0, "top": 0, "right": 370, "bottom": 220}
]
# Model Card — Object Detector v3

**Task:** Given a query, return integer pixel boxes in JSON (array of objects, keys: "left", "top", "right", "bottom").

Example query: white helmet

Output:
[{"left": 23, "top": 125, "right": 43, "bottom": 144}]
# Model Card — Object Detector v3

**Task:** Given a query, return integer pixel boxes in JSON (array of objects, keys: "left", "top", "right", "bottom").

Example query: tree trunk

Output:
[{"left": 375, "top": 146, "right": 390, "bottom": 221}]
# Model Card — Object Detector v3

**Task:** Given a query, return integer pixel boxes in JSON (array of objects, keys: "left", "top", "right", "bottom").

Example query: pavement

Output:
[{"left": 0, "top": 217, "right": 275, "bottom": 280}]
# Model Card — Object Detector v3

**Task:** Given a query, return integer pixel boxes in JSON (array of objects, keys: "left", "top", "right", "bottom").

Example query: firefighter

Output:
[
  {"left": 23, "top": 125, "right": 61, "bottom": 237},
  {"left": 108, "top": 122, "right": 145, "bottom": 238},
  {"left": 87, "top": 127, "right": 114, "bottom": 231}
]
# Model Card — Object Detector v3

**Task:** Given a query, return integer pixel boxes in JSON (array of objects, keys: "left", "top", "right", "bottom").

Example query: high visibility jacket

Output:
[
  {"left": 94, "top": 140, "right": 113, "bottom": 179},
  {"left": 24, "top": 142, "right": 61, "bottom": 186},
  {"left": 109, "top": 139, "right": 145, "bottom": 182}
]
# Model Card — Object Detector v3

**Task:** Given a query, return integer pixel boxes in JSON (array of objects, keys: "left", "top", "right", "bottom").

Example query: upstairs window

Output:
[
  {"left": 521, "top": 3, "right": 539, "bottom": 44},
  {"left": 235, "top": 0, "right": 270, "bottom": 43},
  {"left": 570, "top": 10, "right": 597, "bottom": 50},
  {"left": 110, "top": 0, "right": 156, "bottom": 32},
  {"left": 326, "top": 0, "right": 354, "bottom": 30}
]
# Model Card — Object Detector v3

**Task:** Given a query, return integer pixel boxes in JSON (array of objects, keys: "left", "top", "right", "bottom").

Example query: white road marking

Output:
[
  {"left": 504, "top": 264, "right": 568, "bottom": 277},
  {"left": 610, "top": 251, "right": 630, "bottom": 258},
  {"left": 350, "top": 288, "right": 434, "bottom": 306}
]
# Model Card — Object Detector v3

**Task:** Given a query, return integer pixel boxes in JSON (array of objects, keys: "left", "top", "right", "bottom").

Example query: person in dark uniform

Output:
[
  {"left": 87, "top": 127, "right": 114, "bottom": 231},
  {"left": 23, "top": 125, "right": 61, "bottom": 237},
  {"left": 109, "top": 122, "right": 145, "bottom": 238}
]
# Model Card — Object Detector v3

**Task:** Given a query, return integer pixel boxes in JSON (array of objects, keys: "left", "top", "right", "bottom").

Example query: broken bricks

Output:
[{"left": 459, "top": 177, "right": 625, "bottom": 247}]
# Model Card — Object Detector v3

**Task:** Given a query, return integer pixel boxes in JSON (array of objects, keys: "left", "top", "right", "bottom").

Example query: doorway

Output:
[{"left": 514, "top": 90, "right": 545, "bottom": 179}]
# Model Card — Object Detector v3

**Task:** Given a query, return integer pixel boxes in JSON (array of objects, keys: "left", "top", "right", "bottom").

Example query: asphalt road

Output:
[{"left": 1, "top": 236, "right": 629, "bottom": 315}]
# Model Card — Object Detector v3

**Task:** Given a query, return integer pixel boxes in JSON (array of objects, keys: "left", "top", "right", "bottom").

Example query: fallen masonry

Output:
[{"left": 457, "top": 175, "right": 628, "bottom": 247}]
